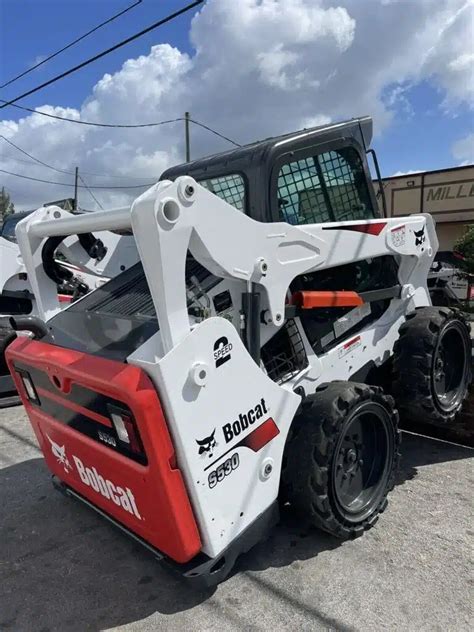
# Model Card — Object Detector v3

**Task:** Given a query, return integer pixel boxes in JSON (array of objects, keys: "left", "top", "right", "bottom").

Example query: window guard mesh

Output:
[
  {"left": 278, "top": 148, "right": 375, "bottom": 225},
  {"left": 200, "top": 173, "right": 245, "bottom": 211}
]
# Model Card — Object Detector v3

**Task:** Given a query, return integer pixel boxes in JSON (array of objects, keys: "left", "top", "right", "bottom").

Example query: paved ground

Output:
[{"left": 1, "top": 404, "right": 473, "bottom": 632}]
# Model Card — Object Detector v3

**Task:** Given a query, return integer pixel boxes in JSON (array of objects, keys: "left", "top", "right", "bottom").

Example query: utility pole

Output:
[
  {"left": 73, "top": 166, "right": 79, "bottom": 210},
  {"left": 185, "top": 111, "right": 190, "bottom": 162}
]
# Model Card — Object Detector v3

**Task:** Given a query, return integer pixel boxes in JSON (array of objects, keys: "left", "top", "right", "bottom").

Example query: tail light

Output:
[
  {"left": 108, "top": 405, "right": 142, "bottom": 454},
  {"left": 16, "top": 369, "right": 39, "bottom": 404}
]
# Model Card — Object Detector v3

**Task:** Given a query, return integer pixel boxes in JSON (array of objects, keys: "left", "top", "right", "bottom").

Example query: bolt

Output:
[
  {"left": 275, "top": 313, "right": 282, "bottom": 322},
  {"left": 261, "top": 262, "right": 268, "bottom": 272},
  {"left": 264, "top": 463, "right": 273, "bottom": 476},
  {"left": 185, "top": 184, "right": 195, "bottom": 197}
]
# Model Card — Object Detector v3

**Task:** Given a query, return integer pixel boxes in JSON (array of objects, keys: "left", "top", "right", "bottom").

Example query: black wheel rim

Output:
[
  {"left": 432, "top": 322, "right": 469, "bottom": 412},
  {"left": 331, "top": 402, "right": 393, "bottom": 523}
]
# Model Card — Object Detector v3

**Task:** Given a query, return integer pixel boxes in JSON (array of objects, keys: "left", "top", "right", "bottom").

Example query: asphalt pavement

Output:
[{"left": 0, "top": 401, "right": 473, "bottom": 632}]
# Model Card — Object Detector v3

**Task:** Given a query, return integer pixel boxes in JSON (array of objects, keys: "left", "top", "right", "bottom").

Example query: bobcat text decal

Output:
[{"left": 46, "top": 435, "right": 141, "bottom": 520}]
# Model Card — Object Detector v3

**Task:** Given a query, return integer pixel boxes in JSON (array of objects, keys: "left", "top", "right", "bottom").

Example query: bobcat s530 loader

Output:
[{"left": 5, "top": 117, "right": 471, "bottom": 586}]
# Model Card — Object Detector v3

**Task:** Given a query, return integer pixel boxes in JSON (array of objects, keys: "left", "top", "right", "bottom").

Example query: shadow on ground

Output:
[{"left": 1, "top": 430, "right": 472, "bottom": 631}]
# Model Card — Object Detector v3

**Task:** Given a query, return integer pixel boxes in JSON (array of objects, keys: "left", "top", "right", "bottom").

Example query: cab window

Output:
[
  {"left": 200, "top": 174, "right": 246, "bottom": 212},
  {"left": 277, "top": 147, "right": 376, "bottom": 225}
]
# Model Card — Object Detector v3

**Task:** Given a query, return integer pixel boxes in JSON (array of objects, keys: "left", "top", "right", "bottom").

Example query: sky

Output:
[{"left": 0, "top": 0, "right": 473, "bottom": 211}]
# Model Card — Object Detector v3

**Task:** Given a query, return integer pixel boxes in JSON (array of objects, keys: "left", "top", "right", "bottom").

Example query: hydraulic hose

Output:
[{"left": 9, "top": 315, "right": 48, "bottom": 340}]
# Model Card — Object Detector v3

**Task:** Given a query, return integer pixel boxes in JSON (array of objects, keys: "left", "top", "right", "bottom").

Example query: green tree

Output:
[
  {"left": 454, "top": 225, "right": 474, "bottom": 274},
  {"left": 0, "top": 187, "right": 15, "bottom": 223}
]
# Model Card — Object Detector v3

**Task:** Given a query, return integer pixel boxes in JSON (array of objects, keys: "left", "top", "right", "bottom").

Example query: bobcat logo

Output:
[
  {"left": 196, "top": 429, "right": 217, "bottom": 458},
  {"left": 414, "top": 226, "right": 426, "bottom": 247},
  {"left": 46, "top": 434, "right": 72, "bottom": 473}
]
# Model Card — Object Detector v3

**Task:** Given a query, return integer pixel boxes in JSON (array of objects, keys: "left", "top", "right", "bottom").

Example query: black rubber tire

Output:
[
  {"left": 0, "top": 325, "right": 15, "bottom": 374},
  {"left": 281, "top": 382, "right": 400, "bottom": 539},
  {"left": 0, "top": 325, "right": 20, "bottom": 408},
  {"left": 393, "top": 307, "right": 472, "bottom": 426}
]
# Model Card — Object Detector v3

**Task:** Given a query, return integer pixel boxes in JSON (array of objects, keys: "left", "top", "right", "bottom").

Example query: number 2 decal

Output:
[{"left": 208, "top": 453, "right": 240, "bottom": 488}]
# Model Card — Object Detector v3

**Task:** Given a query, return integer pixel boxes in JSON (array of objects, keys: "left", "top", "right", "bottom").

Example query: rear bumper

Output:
[
  {"left": 53, "top": 474, "right": 279, "bottom": 588},
  {"left": 6, "top": 336, "right": 201, "bottom": 564}
]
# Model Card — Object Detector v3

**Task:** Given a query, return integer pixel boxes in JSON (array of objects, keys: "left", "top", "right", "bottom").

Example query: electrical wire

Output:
[
  {"left": 0, "top": 102, "right": 184, "bottom": 128},
  {"left": 0, "top": 1, "right": 143, "bottom": 89},
  {"left": 0, "top": 111, "right": 242, "bottom": 149},
  {"left": 1, "top": 134, "right": 71, "bottom": 175},
  {"left": 0, "top": 168, "right": 154, "bottom": 189},
  {"left": 1, "top": 103, "right": 243, "bottom": 148},
  {"left": 188, "top": 118, "right": 242, "bottom": 147},
  {"left": 0, "top": 134, "right": 152, "bottom": 181},
  {"left": 78, "top": 174, "right": 104, "bottom": 209},
  {"left": 0, "top": 1, "right": 204, "bottom": 109}
]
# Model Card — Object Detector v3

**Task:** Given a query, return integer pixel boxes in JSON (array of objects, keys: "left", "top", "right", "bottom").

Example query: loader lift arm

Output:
[{"left": 16, "top": 177, "right": 436, "bottom": 357}]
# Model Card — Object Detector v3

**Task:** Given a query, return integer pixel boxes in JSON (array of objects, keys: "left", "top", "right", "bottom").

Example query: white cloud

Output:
[
  {"left": 1, "top": 0, "right": 473, "bottom": 211},
  {"left": 421, "top": 0, "right": 474, "bottom": 111},
  {"left": 452, "top": 133, "right": 474, "bottom": 164},
  {"left": 390, "top": 169, "right": 424, "bottom": 177}
]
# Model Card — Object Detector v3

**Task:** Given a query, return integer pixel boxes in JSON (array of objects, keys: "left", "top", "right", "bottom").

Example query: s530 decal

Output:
[{"left": 208, "top": 453, "right": 239, "bottom": 488}]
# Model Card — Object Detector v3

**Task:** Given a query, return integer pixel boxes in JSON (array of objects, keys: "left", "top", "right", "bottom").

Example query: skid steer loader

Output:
[{"left": 5, "top": 117, "right": 471, "bottom": 586}]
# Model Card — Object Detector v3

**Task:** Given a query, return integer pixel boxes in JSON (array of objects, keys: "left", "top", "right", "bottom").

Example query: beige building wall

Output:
[{"left": 375, "top": 165, "right": 473, "bottom": 251}]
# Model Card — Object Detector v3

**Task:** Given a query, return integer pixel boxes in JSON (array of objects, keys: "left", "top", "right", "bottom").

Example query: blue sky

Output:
[
  {"left": 0, "top": 1, "right": 195, "bottom": 110},
  {"left": 0, "top": 0, "right": 472, "bottom": 209}
]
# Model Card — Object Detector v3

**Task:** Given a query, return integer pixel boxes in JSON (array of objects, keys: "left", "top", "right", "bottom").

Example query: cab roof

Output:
[{"left": 161, "top": 116, "right": 373, "bottom": 183}]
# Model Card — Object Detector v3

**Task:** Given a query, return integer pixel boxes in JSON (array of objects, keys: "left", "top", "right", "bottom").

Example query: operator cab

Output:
[
  {"left": 161, "top": 116, "right": 383, "bottom": 224},
  {"left": 163, "top": 117, "right": 396, "bottom": 371}
]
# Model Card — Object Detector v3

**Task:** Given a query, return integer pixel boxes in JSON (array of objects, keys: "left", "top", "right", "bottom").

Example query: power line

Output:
[
  {"left": 189, "top": 118, "right": 242, "bottom": 147},
  {"left": 0, "top": 110, "right": 241, "bottom": 146},
  {"left": 1, "top": 102, "right": 184, "bottom": 128},
  {"left": 0, "top": 1, "right": 143, "bottom": 89},
  {"left": 1, "top": 134, "right": 71, "bottom": 175},
  {"left": 0, "top": 168, "right": 154, "bottom": 189},
  {"left": 0, "top": 1, "right": 204, "bottom": 109},
  {"left": 0, "top": 134, "right": 152, "bottom": 181},
  {"left": 78, "top": 174, "right": 104, "bottom": 209}
]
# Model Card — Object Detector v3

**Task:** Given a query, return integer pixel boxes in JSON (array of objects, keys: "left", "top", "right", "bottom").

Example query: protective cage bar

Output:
[{"left": 261, "top": 318, "right": 308, "bottom": 384}]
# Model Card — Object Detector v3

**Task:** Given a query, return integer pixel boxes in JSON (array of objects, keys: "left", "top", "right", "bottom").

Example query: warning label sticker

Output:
[
  {"left": 391, "top": 224, "right": 406, "bottom": 248},
  {"left": 337, "top": 335, "right": 362, "bottom": 359}
]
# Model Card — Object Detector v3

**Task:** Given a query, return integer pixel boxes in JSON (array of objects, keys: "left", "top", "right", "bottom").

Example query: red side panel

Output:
[{"left": 6, "top": 337, "right": 201, "bottom": 564}]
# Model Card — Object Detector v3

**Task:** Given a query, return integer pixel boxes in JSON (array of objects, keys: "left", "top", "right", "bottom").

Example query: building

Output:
[{"left": 375, "top": 164, "right": 473, "bottom": 251}]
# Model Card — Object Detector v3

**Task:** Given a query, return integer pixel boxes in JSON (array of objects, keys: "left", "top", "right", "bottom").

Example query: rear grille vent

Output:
[
  {"left": 79, "top": 255, "right": 214, "bottom": 319},
  {"left": 90, "top": 268, "right": 155, "bottom": 318}
]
